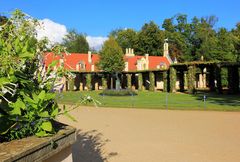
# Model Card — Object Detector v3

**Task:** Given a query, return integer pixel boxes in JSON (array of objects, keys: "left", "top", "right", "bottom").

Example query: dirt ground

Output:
[{"left": 58, "top": 106, "right": 240, "bottom": 162}]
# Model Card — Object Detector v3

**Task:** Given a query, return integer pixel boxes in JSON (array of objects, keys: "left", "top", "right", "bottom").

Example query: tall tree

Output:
[
  {"left": 137, "top": 21, "right": 164, "bottom": 56},
  {"left": 97, "top": 37, "right": 124, "bottom": 89},
  {"left": 62, "top": 29, "right": 89, "bottom": 53},
  {"left": 162, "top": 14, "right": 190, "bottom": 62},
  {"left": 232, "top": 23, "right": 240, "bottom": 62},
  {"left": 115, "top": 28, "right": 138, "bottom": 53}
]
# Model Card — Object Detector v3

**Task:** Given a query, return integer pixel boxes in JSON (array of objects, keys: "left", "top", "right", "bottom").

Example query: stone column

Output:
[
  {"left": 203, "top": 68, "right": 207, "bottom": 88},
  {"left": 79, "top": 74, "right": 83, "bottom": 91},
  {"left": 199, "top": 73, "right": 203, "bottom": 88}
]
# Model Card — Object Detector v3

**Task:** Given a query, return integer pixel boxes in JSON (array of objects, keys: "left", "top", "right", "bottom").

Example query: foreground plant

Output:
[{"left": 0, "top": 10, "right": 73, "bottom": 142}]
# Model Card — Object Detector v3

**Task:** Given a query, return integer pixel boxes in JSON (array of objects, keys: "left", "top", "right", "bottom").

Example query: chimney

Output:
[
  {"left": 88, "top": 51, "right": 92, "bottom": 64},
  {"left": 125, "top": 48, "right": 135, "bottom": 56},
  {"left": 145, "top": 54, "right": 149, "bottom": 70}
]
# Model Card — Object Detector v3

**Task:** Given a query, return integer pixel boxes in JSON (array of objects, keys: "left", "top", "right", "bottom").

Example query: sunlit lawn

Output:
[{"left": 57, "top": 90, "right": 240, "bottom": 111}]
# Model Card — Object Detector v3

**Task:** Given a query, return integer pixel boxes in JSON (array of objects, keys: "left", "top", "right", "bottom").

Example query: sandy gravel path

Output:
[{"left": 58, "top": 107, "right": 240, "bottom": 162}]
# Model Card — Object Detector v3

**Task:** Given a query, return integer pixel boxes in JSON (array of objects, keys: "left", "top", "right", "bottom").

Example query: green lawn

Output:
[{"left": 57, "top": 91, "right": 240, "bottom": 111}]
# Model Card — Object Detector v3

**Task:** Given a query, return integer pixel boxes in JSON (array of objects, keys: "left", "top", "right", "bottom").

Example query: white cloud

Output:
[
  {"left": 36, "top": 19, "right": 67, "bottom": 44},
  {"left": 86, "top": 36, "right": 108, "bottom": 51},
  {"left": 36, "top": 18, "right": 107, "bottom": 51}
]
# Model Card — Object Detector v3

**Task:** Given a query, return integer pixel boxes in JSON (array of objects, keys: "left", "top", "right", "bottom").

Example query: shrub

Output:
[{"left": 99, "top": 89, "right": 137, "bottom": 96}]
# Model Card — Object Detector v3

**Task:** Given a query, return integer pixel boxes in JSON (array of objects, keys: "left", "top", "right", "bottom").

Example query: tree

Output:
[
  {"left": 215, "top": 28, "right": 236, "bottom": 61},
  {"left": 62, "top": 29, "right": 89, "bottom": 53},
  {"left": 136, "top": 21, "right": 164, "bottom": 56},
  {"left": 115, "top": 29, "right": 138, "bottom": 53},
  {"left": 162, "top": 14, "right": 190, "bottom": 61},
  {"left": 98, "top": 37, "right": 124, "bottom": 89},
  {"left": 232, "top": 23, "right": 240, "bottom": 62}
]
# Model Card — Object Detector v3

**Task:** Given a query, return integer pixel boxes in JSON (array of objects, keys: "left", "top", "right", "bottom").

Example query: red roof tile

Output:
[{"left": 44, "top": 52, "right": 170, "bottom": 72}]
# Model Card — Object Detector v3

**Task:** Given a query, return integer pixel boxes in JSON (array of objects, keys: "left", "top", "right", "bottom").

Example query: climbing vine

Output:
[
  {"left": 127, "top": 73, "right": 131, "bottom": 89},
  {"left": 169, "top": 67, "right": 176, "bottom": 93},
  {"left": 163, "top": 71, "right": 168, "bottom": 92},
  {"left": 86, "top": 73, "right": 91, "bottom": 90},
  {"left": 138, "top": 73, "right": 143, "bottom": 91},
  {"left": 149, "top": 72, "right": 155, "bottom": 91},
  {"left": 187, "top": 66, "right": 196, "bottom": 94},
  {"left": 101, "top": 74, "right": 107, "bottom": 90},
  {"left": 68, "top": 77, "right": 75, "bottom": 91}
]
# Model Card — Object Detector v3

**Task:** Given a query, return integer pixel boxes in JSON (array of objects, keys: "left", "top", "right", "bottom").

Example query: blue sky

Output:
[{"left": 1, "top": 0, "right": 239, "bottom": 49}]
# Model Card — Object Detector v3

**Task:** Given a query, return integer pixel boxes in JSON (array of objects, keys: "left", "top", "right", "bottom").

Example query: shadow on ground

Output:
[
  {"left": 72, "top": 130, "right": 118, "bottom": 162},
  {"left": 192, "top": 90, "right": 240, "bottom": 107}
]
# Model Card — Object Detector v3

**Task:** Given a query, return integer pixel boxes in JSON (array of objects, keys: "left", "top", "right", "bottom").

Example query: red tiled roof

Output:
[
  {"left": 44, "top": 52, "right": 99, "bottom": 71},
  {"left": 44, "top": 52, "right": 170, "bottom": 72}
]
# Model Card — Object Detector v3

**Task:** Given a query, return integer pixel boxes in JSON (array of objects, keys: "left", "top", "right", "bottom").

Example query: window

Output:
[{"left": 79, "top": 61, "right": 85, "bottom": 70}]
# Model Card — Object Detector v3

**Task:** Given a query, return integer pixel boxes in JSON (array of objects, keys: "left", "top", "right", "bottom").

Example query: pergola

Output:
[{"left": 170, "top": 61, "right": 240, "bottom": 94}]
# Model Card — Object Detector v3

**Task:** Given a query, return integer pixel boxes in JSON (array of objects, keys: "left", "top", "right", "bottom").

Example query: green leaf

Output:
[
  {"left": 49, "top": 60, "right": 58, "bottom": 68},
  {"left": 38, "top": 90, "right": 46, "bottom": 100},
  {"left": 51, "top": 108, "right": 59, "bottom": 117},
  {"left": 19, "top": 52, "right": 34, "bottom": 59},
  {"left": 35, "top": 130, "right": 47, "bottom": 137},
  {"left": 9, "top": 98, "right": 26, "bottom": 115},
  {"left": 45, "top": 93, "right": 56, "bottom": 100},
  {"left": 41, "top": 121, "right": 52, "bottom": 132},
  {"left": 39, "top": 111, "right": 49, "bottom": 117}
]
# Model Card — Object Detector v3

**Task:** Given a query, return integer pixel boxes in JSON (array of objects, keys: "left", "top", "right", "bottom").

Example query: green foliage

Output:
[
  {"left": 137, "top": 73, "right": 143, "bottom": 91},
  {"left": 187, "top": 66, "right": 196, "bottom": 94},
  {"left": 149, "top": 72, "right": 155, "bottom": 91},
  {"left": 100, "top": 89, "right": 137, "bottom": 96},
  {"left": 101, "top": 75, "right": 107, "bottom": 90},
  {"left": 0, "top": 10, "right": 73, "bottom": 142},
  {"left": 114, "top": 28, "right": 138, "bottom": 52},
  {"left": 232, "top": 23, "right": 240, "bottom": 62},
  {"left": 110, "top": 15, "right": 239, "bottom": 62},
  {"left": 98, "top": 37, "right": 125, "bottom": 73},
  {"left": 68, "top": 78, "right": 75, "bottom": 91},
  {"left": 62, "top": 29, "right": 89, "bottom": 53},
  {"left": 163, "top": 71, "right": 168, "bottom": 92},
  {"left": 169, "top": 67, "right": 176, "bottom": 92},
  {"left": 86, "top": 73, "right": 91, "bottom": 90},
  {"left": 137, "top": 21, "right": 164, "bottom": 56},
  {"left": 221, "top": 68, "right": 228, "bottom": 87},
  {"left": 127, "top": 74, "right": 131, "bottom": 89}
]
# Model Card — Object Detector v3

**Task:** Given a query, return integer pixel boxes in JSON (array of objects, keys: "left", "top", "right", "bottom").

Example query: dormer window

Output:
[
  {"left": 78, "top": 61, "right": 85, "bottom": 70},
  {"left": 159, "top": 62, "right": 166, "bottom": 69}
]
